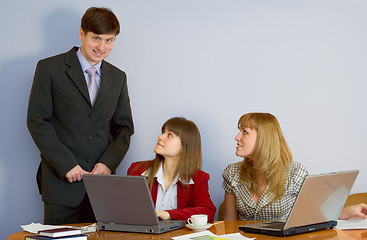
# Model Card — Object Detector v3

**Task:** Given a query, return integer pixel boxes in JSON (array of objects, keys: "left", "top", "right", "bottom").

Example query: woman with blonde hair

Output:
[
  {"left": 223, "top": 112, "right": 367, "bottom": 221},
  {"left": 128, "top": 117, "right": 216, "bottom": 222},
  {"left": 222, "top": 112, "right": 307, "bottom": 221}
]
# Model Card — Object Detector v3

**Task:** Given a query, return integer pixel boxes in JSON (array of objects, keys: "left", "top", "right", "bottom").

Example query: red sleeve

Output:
[{"left": 167, "top": 170, "right": 216, "bottom": 222}]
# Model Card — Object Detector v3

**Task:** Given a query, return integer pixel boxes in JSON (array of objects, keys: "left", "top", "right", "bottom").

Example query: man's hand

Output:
[
  {"left": 65, "top": 165, "right": 89, "bottom": 183},
  {"left": 91, "top": 163, "right": 112, "bottom": 175}
]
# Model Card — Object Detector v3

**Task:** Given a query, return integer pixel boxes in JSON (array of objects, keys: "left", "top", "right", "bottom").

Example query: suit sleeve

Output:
[
  {"left": 27, "top": 60, "right": 78, "bottom": 178},
  {"left": 167, "top": 172, "right": 217, "bottom": 222},
  {"left": 97, "top": 70, "right": 134, "bottom": 172}
]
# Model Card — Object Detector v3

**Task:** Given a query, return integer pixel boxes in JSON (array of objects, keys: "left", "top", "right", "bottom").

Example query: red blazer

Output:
[{"left": 127, "top": 161, "right": 216, "bottom": 222}]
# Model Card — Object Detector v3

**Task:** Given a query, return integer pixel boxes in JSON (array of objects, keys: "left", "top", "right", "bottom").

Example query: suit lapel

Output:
[
  {"left": 177, "top": 182, "right": 191, "bottom": 209},
  {"left": 64, "top": 47, "right": 92, "bottom": 106},
  {"left": 151, "top": 181, "right": 159, "bottom": 207}
]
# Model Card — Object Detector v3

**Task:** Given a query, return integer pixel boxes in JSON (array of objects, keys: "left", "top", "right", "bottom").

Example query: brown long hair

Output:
[
  {"left": 145, "top": 117, "right": 202, "bottom": 187},
  {"left": 238, "top": 113, "right": 292, "bottom": 200}
]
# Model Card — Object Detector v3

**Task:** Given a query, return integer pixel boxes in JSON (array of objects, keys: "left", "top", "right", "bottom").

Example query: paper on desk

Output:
[
  {"left": 21, "top": 222, "right": 96, "bottom": 234},
  {"left": 220, "top": 233, "right": 254, "bottom": 240},
  {"left": 172, "top": 230, "right": 216, "bottom": 240},
  {"left": 336, "top": 218, "right": 367, "bottom": 229},
  {"left": 171, "top": 230, "right": 254, "bottom": 240},
  {"left": 21, "top": 223, "right": 71, "bottom": 233}
]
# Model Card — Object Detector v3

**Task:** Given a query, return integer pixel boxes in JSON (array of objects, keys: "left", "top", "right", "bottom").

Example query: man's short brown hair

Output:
[{"left": 81, "top": 7, "right": 120, "bottom": 35}]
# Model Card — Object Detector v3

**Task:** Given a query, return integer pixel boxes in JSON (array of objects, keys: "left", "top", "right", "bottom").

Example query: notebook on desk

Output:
[
  {"left": 83, "top": 174, "right": 186, "bottom": 234},
  {"left": 239, "top": 170, "right": 359, "bottom": 237}
]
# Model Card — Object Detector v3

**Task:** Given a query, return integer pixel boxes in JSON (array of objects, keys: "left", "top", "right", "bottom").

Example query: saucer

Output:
[{"left": 185, "top": 223, "right": 213, "bottom": 231}]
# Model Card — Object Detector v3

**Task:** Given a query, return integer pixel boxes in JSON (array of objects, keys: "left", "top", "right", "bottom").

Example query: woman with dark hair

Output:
[{"left": 127, "top": 117, "right": 216, "bottom": 222}]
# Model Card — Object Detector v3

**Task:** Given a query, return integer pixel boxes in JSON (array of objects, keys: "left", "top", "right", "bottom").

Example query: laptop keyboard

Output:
[
  {"left": 159, "top": 220, "right": 177, "bottom": 226},
  {"left": 261, "top": 222, "right": 286, "bottom": 229}
]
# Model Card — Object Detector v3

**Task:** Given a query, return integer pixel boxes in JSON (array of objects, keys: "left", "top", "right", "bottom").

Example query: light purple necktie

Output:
[{"left": 86, "top": 67, "right": 99, "bottom": 106}]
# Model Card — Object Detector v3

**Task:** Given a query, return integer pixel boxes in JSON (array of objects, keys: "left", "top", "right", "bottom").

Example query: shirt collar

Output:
[
  {"left": 141, "top": 162, "right": 194, "bottom": 185},
  {"left": 76, "top": 47, "right": 102, "bottom": 75}
]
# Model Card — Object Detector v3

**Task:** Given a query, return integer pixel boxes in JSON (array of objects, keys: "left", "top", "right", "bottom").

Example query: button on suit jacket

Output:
[{"left": 27, "top": 47, "right": 134, "bottom": 207}]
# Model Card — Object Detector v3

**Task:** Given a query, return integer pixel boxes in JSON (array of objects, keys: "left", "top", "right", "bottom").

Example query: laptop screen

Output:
[
  {"left": 284, "top": 170, "right": 359, "bottom": 229},
  {"left": 83, "top": 174, "right": 160, "bottom": 226}
]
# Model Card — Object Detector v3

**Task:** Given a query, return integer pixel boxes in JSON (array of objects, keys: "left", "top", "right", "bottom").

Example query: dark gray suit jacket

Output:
[{"left": 27, "top": 47, "right": 134, "bottom": 207}]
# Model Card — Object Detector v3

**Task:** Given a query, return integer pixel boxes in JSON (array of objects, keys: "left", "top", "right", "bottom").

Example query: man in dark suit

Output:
[{"left": 27, "top": 7, "right": 134, "bottom": 224}]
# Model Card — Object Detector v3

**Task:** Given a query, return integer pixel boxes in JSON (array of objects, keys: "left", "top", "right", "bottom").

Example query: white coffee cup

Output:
[{"left": 187, "top": 214, "right": 208, "bottom": 227}]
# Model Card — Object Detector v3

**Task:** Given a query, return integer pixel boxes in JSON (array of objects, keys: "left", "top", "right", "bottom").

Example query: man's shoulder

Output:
[
  {"left": 102, "top": 60, "right": 126, "bottom": 75},
  {"left": 38, "top": 47, "right": 76, "bottom": 65}
]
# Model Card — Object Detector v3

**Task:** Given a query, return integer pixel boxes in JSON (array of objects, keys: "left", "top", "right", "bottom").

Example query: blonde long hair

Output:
[
  {"left": 145, "top": 117, "right": 202, "bottom": 187},
  {"left": 239, "top": 113, "right": 292, "bottom": 200}
]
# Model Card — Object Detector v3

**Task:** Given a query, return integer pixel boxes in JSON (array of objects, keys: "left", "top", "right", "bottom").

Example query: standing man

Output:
[{"left": 27, "top": 7, "right": 134, "bottom": 224}]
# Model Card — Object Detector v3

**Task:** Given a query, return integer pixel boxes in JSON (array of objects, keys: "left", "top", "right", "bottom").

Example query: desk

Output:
[{"left": 7, "top": 221, "right": 367, "bottom": 240}]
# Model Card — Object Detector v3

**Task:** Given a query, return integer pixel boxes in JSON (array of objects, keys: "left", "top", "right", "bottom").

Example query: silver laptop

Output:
[
  {"left": 239, "top": 170, "right": 359, "bottom": 236},
  {"left": 83, "top": 174, "right": 186, "bottom": 234}
]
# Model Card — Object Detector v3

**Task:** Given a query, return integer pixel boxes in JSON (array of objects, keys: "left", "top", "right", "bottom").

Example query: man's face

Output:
[{"left": 79, "top": 29, "right": 116, "bottom": 66}]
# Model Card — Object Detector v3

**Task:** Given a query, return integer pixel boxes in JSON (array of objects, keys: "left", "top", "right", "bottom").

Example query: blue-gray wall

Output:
[{"left": 1, "top": 0, "right": 366, "bottom": 238}]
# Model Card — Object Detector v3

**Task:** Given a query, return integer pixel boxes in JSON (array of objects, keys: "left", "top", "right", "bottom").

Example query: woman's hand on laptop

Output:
[
  {"left": 339, "top": 203, "right": 367, "bottom": 220},
  {"left": 156, "top": 209, "right": 172, "bottom": 220}
]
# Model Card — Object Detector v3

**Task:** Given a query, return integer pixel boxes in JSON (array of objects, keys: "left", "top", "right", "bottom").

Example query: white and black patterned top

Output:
[{"left": 222, "top": 161, "right": 308, "bottom": 221}]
